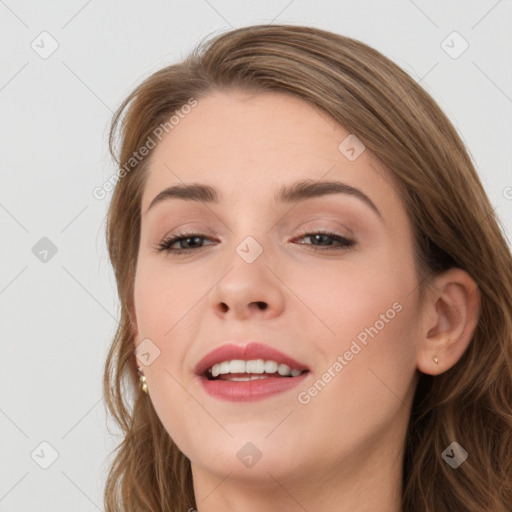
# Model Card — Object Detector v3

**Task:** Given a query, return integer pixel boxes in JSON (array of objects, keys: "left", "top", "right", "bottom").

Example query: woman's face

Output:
[{"left": 133, "top": 89, "right": 423, "bottom": 490}]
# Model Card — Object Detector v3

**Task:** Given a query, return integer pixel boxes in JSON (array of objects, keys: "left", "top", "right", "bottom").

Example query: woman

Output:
[{"left": 102, "top": 24, "right": 512, "bottom": 511}]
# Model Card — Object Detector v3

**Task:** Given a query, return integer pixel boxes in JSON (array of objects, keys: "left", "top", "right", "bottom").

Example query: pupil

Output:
[
  {"left": 314, "top": 234, "right": 330, "bottom": 245},
  {"left": 183, "top": 236, "right": 201, "bottom": 248}
]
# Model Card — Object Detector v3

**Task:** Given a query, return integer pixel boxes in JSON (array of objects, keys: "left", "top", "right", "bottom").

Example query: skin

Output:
[{"left": 130, "top": 89, "right": 480, "bottom": 512}]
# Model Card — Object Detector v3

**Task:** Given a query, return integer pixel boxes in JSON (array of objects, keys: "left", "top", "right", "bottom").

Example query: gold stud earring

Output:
[
  {"left": 433, "top": 356, "right": 439, "bottom": 364},
  {"left": 136, "top": 366, "right": 148, "bottom": 394}
]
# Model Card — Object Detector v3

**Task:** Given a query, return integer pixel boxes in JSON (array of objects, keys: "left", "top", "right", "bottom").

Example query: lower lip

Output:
[{"left": 198, "top": 373, "right": 309, "bottom": 402}]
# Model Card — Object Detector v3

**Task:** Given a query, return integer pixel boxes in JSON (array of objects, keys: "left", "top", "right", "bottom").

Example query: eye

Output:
[
  {"left": 292, "top": 229, "right": 355, "bottom": 251},
  {"left": 156, "top": 229, "right": 355, "bottom": 255},
  {"left": 156, "top": 232, "right": 216, "bottom": 254}
]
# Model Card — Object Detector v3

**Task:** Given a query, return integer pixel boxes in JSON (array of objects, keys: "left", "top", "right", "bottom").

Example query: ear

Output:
[{"left": 417, "top": 268, "right": 480, "bottom": 376}]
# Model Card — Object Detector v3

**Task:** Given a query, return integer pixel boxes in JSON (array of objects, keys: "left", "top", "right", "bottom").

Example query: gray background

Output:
[{"left": 1, "top": 0, "right": 511, "bottom": 510}]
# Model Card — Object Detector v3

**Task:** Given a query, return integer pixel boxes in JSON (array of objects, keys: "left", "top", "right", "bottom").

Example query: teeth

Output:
[
  {"left": 209, "top": 359, "right": 303, "bottom": 378},
  {"left": 229, "top": 360, "right": 246, "bottom": 374},
  {"left": 229, "top": 375, "right": 269, "bottom": 382},
  {"left": 264, "top": 360, "right": 278, "bottom": 373},
  {"left": 277, "top": 364, "right": 291, "bottom": 376},
  {"left": 246, "top": 359, "right": 265, "bottom": 373}
]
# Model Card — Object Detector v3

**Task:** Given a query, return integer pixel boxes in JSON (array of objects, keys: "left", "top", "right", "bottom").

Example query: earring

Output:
[
  {"left": 136, "top": 366, "right": 148, "bottom": 394},
  {"left": 433, "top": 356, "right": 439, "bottom": 364}
]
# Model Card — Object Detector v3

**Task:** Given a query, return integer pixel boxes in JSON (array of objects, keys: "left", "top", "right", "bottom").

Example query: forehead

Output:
[
  {"left": 147, "top": 89, "right": 349, "bottom": 167},
  {"left": 140, "top": 89, "right": 403, "bottom": 222}
]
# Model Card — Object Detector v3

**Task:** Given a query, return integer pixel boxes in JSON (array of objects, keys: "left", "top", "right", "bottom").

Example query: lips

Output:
[{"left": 194, "top": 341, "right": 310, "bottom": 377}]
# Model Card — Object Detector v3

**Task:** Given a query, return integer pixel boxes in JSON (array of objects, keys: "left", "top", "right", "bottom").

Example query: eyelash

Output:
[{"left": 156, "top": 229, "right": 355, "bottom": 255}]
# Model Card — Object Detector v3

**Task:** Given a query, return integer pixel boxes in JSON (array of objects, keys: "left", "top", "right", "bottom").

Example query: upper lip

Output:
[{"left": 194, "top": 342, "right": 310, "bottom": 376}]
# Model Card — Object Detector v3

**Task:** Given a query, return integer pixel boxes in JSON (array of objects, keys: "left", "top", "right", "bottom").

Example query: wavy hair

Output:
[{"left": 102, "top": 24, "right": 512, "bottom": 511}]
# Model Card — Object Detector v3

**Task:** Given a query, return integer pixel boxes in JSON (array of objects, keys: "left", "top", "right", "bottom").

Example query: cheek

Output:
[
  {"left": 133, "top": 262, "right": 201, "bottom": 339},
  {"left": 291, "top": 291, "right": 419, "bottom": 457},
  {"left": 293, "top": 246, "right": 420, "bottom": 409},
  {"left": 285, "top": 246, "right": 417, "bottom": 345},
  {"left": 310, "top": 269, "right": 420, "bottom": 420},
  {"left": 132, "top": 264, "right": 195, "bottom": 403},
  {"left": 132, "top": 265, "right": 204, "bottom": 451}
]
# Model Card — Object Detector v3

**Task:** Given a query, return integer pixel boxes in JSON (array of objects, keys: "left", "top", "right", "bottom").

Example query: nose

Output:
[{"left": 208, "top": 245, "right": 285, "bottom": 321}]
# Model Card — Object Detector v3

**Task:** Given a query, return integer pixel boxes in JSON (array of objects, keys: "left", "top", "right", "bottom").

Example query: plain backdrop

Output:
[{"left": 1, "top": 0, "right": 511, "bottom": 510}]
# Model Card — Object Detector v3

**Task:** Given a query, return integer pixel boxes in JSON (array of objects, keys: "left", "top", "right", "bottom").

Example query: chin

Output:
[{"left": 184, "top": 430, "right": 310, "bottom": 482}]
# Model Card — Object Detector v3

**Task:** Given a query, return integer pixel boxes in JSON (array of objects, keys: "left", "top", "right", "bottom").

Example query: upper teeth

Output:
[{"left": 209, "top": 359, "right": 303, "bottom": 378}]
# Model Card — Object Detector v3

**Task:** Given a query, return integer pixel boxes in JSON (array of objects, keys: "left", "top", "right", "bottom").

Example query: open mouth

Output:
[
  {"left": 204, "top": 359, "right": 309, "bottom": 382},
  {"left": 195, "top": 342, "right": 311, "bottom": 400}
]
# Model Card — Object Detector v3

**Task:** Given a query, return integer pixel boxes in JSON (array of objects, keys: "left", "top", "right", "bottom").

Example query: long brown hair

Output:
[{"left": 103, "top": 24, "right": 512, "bottom": 511}]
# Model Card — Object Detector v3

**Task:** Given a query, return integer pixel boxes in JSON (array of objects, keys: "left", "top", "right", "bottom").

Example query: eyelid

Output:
[
  {"left": 157, "top": 221, "right": 354, "bottom": 243},
  {"left": 291, "top": 219, "right": 355, "bottom": 238}
]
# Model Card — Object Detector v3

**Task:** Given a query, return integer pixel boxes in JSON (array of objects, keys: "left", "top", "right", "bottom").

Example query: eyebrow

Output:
[{"left": 145, "top": 179, "right": 382, "bottom": 219}]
